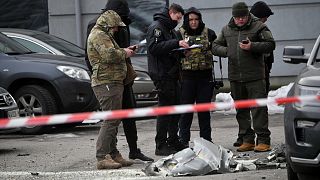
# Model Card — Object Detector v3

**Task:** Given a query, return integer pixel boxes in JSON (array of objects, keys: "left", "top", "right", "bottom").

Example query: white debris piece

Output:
[{"left": 143, "top": 138, "right": 233, "bottom": 177}]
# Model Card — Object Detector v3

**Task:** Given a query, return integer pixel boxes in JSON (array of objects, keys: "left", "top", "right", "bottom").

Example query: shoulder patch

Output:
[{"left": 154, "top": 28, "right": 162, "bottom": 37}]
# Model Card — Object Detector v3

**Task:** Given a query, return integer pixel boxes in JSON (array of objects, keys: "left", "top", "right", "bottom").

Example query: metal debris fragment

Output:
[{"left": 143, "top": 138, "right": 233, "bottom": 176}]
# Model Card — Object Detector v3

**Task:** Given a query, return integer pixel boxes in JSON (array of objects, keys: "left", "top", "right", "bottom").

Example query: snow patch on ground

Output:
[
  {"left": 44, "top": 133, "right": 80, "bottom": 138},
  {"left": 215, "top": 83, "right": 294, "bottom": 115}
]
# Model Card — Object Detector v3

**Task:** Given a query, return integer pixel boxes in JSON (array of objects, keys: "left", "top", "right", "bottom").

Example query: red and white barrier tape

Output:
[{"left": 0, "top": 95, "right": 319, "bottom": 129}]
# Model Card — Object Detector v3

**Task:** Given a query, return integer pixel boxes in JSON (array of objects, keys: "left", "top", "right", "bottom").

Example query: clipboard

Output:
[{"left": 172, "top": 44, "right": 203, "bottom": 52}]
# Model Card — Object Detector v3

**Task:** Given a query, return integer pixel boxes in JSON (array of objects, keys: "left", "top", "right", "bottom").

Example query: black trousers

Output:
[
  {"left": 121, "top": 84, "right": 138, "bottom": 153},
  {"left": 179, "top": 79, "right": 213, "bottom": 144},
  {"left": 154, "top": 80, "right": 180, "bottom": 149}
]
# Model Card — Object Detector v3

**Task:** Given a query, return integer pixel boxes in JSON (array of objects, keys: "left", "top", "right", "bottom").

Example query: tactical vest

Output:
[{"left": 179, "top": 27, "right": 213, "bottom": 70}]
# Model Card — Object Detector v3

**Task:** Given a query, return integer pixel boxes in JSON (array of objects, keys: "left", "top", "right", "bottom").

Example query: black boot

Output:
[
  {"left": 129, "top": 148, "right": 154, "bottom": 162},
  {"left": 233, "top": 137, "right": 243, "bottom": 147},
  {"left": 168, "top": 140, "right": 188, "bottom": 152},
  {"left": 155, "top": 144, "right": 176, "bottom": 156}
]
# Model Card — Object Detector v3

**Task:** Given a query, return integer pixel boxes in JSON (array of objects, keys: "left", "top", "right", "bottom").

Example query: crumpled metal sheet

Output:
[
  {"left": 234, "top": 159, "right": 258, "bottom": 171},
  {"left": 143, "top": 138, "right": 233, "bottom": 177}
]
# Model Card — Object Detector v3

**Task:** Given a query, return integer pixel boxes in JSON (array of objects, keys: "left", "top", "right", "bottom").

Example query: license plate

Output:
[{"left": 7, "top": 109, "right": 19, "bottom": 119}]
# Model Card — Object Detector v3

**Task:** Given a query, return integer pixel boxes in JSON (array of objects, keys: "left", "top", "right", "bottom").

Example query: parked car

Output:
[
  {"left": 0, "top": 32, "right": 99, "bottom": 134},
  {"left": 0, "top": 28, "right": 157, "bottom": 107},
  {"left": 0, "top": 87, "right": 19, "bottom": 119},
  {"left": 0, "top": 28, "right": 85, "bottom": 57},
  {"left": 0, "top": 87, "right": 19, "bottom": 133},
  {"left": 282, "top": 34, "right": 320, "bottom": 179}
]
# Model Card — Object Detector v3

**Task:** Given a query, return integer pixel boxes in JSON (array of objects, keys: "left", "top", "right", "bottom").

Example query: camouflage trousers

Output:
[{"left": 92, "top": 83, "right": 124, "bottom": 161}]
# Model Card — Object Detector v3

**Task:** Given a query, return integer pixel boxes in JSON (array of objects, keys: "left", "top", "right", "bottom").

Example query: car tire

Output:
[
  {"left": 287, "top": 159, "right": 298, "bottom": 180},
  {"left": 14, "top": 85, "right": 58, "bottom": 134}
]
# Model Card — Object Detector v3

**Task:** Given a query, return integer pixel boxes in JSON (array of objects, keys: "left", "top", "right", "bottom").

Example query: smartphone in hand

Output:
[
  {"left": 241, "top": 40, "right": 249, "bottom": 44},
  {"left": 130, "top": 45, "right": 137, "bottom": 51}
]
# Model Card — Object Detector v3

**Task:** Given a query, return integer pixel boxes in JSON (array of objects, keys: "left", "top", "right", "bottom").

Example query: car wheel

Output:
[
  {"left": 287, "top": 159, "right": 298, "bottom": 180},
  {"left": 14, "top": 85, "right": 58, "bottom": 134}
]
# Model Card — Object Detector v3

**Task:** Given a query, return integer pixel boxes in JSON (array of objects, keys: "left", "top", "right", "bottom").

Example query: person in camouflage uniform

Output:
[
  {"left": 87, "top": 10, "right": 136, "bottom": 170},
  {"left": 85, "top": 0, "right": 153, "bottom": 162},
  {"left": 212, "top": 2, "right": 275, "bottom": 152},
  {"left": 176, "top": 7, "right": 217, "bottom": 147}
]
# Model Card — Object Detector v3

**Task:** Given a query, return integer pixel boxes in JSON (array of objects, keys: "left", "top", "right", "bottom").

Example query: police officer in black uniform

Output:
[{"left": 146, "top": 3, "right": 189, "bottom": 156}]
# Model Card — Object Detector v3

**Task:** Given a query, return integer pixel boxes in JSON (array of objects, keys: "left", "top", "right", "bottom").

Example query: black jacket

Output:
[{"left": 146, "top": 7, "right": 181, "bottom": 81}]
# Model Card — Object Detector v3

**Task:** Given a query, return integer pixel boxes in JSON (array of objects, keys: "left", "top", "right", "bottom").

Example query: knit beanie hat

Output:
[
  {"left": 250, "top": 1, "right": 274, "bottom": 18},
  {"left": 232, "top": 2, "right": 249, "bottom": 17}
]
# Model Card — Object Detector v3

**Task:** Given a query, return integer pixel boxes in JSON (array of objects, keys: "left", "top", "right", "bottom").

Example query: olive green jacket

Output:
[
  {"left": 212, "top": 15, "right": 275, "bottom": 82},
  {"left": 87, "top": 26, "right": 127, "bottom": 87}
]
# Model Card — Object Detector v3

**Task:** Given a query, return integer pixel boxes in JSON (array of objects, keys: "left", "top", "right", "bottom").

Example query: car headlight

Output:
[
  {"left": 295, "top": 85, "right": 320, "bottom": 107},
  {"left": 296, "top": 120, "right": 316, "bottom": 128},
  {"left": 134, "top": 71, "right": 151, "bottom": 81},
  {"left": 57, "top": 66, "right": 90, "bottom": 81},
  {"left": 1, "top": 93, "right": 17, "bottom": 108}
]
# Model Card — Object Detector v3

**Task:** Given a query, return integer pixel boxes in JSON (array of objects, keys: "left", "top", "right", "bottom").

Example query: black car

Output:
[
  {"left": 0, "top": 28, "right": 158, "bottom": 107},
  {"left": 283, "top": 34, "right": 320, "bottom": 179},
  {"left": 0, "top": 32, "right": 99, "bottom": 134}
]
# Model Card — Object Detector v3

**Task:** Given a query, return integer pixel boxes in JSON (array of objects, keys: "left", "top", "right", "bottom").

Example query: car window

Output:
[
  {"left": 0, "top": 33, "right": 31, "bottom": 54},
  {"left": 0, "top": 42, "right": 14, "bottom": 53},
  {"left": 33, "top": 33, "right": 85, "bottom": 57},
  {"left": 11, "top": 37, "right": 52, "bottom": 54}
]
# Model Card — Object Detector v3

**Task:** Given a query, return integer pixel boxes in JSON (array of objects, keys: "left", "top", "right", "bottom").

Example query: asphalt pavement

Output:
[{"left": 0, "top": 112, "right": 287, "bottom": 179}]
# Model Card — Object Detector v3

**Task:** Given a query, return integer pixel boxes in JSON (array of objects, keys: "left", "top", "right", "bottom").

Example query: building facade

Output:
[{"left": 1, "top": 0, "right": 320, "bottom": 87}]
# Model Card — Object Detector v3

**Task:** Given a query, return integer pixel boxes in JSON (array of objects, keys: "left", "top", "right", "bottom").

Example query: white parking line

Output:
[{"left": 0, "top": 169, "right": 160, "bottom": 179}]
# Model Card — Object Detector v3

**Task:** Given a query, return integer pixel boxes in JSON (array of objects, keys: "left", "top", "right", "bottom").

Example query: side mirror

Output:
[{"left": 283, "top": 46, "right": 309, "bottom": 64}]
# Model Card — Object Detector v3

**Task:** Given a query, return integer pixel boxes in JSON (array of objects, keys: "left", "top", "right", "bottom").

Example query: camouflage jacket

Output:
[
  {"left": 87, "top": 26, "right": 127, "bottom": 87},
  {"left": 179, "top": 27, "right": 213, "bottom": 71}
]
